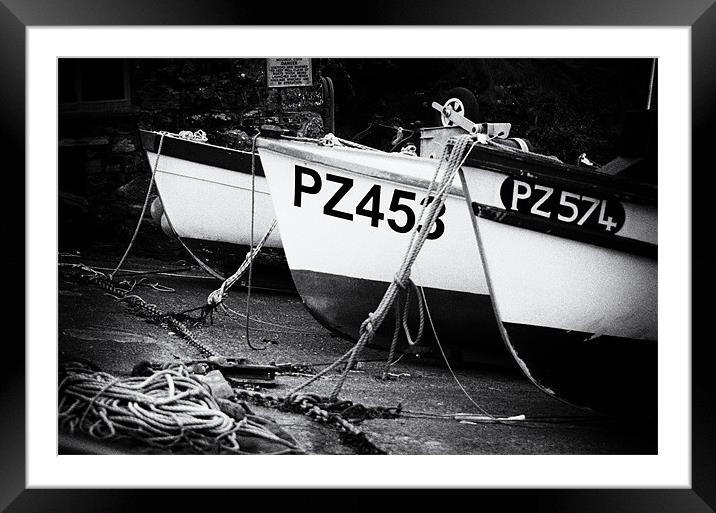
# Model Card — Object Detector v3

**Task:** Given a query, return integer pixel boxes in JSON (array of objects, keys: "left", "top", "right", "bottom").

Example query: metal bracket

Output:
[{"left": 431, "top": 101, "right": 512, "bottom": 139}]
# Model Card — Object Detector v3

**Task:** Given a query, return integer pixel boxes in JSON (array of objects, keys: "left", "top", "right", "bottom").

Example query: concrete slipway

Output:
[{"left": 57, "top": 248, "right": 656, "bottom": 456}]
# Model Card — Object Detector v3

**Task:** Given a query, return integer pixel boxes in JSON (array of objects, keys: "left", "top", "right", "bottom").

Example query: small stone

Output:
[{"left": 197, "top": 370, "right": 234, "bottom": 400}]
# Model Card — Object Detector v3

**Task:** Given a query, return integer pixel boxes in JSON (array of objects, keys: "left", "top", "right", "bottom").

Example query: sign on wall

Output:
[{"left": 267, "top": 58, "right": 313, "bottom": 88}]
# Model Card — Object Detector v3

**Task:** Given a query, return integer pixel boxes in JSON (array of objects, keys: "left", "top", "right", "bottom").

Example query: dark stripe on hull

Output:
[
  {"left": 472, "top": 202, "right": 657, "bottom": 259},
  {"left": 139, "top": 130, "right": 265, "bottom": 177},
  {"left": 463, "top": 144, "right": 656, "bottom": 205},
  {"left": 502, "top": 322, "right": 657, "bottom": 415},
  {"left": 290, "top": 269, "right": 513, "bottom": 366}
]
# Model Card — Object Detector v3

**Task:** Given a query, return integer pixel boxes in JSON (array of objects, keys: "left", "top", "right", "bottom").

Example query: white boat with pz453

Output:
[
  {"left": 257, "top": 130, "right": 510, "bottom": 365},
  {"left": 257, "top": 104, "right": 657, "bottom": 415}
]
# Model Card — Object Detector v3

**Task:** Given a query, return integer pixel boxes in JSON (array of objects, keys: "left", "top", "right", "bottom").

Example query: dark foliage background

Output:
[
  {"left": 318, "top": 58, "right": 655, "bottom": 164},
  {"left": 129, "top": 57, "right": 655, "bottom": 164},
  {"left": 59, "top": 57, "right": 655, "bottom": 254}
]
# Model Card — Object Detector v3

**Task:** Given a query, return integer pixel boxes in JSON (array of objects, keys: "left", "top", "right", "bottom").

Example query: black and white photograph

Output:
[
  {"left": 56, "top": 57, "right": 658, "bottom": 456},
  {"left": 6, "top": 10, "right": 710, "bottom": 510}
]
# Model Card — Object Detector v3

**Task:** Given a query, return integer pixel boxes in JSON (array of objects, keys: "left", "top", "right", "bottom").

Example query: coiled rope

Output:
[
  {"left": 59, "top": 362, "right": 302, "bottom": 454},
  {"left": 288, "top": 135, "right": 477, "bottom": 402},
  {"left": 177, "top": 129, "right": 208, "bottom": 142}
]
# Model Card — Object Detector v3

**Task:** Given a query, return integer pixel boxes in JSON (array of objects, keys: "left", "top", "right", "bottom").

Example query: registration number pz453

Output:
[
  {"left": 499, "top": 177, "right": 625, "bottom": 233},
  {"left": 293, "top": 165, "right": 446, "bottom": 239}
]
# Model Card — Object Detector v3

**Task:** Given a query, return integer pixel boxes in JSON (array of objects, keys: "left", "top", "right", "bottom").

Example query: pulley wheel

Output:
[{"left": 435, "top": 87, "right": 479, "bottom": 127}]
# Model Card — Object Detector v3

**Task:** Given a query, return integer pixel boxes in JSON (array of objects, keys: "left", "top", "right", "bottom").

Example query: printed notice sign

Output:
[{"left": 267, "top": 58, "right": 313, "bottom": 88}]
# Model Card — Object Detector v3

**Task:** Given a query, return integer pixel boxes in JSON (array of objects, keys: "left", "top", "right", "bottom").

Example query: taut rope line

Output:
[
  {"left": 244, "top": 132, "right": 265, "bottom": 350},
  {"left": 288, "top": 135, "right": 477, "bottom": 402},
  {"left": 110, "top": 132, "right": 166, "bottom": 280},
  {"left": 205, "top": 217, "right": 278, "bottom": 308}
]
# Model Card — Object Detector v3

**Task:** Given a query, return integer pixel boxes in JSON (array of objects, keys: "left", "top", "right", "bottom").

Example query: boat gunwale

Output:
[
  {"left": 257, "top": 137, "right": 467, "bottom": 197},
  {"left": 140, "top": 129, "right": 255, "bottom": 156},
  {"left": 258, "top": 135, "right": 657, "bottom": 208},
  {"left": 259, "top": 136, "right": 656, "bottom": 255},
  {"left": 140, "top": 129, "right": 265, "bottom": 177},
  {"left": 462, "top": 141, "right": 657, "bottom": 206}
]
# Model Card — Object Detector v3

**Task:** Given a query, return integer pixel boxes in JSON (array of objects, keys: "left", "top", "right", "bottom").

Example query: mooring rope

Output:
[
  {"left": 283, "top": 133, "right": 382, "bottom": 152},
  {"left": 418, "top": 285, "right": 495, "bottom": 419},
  {"left": 288, "top": 135, "right": 477, "bottom": 402},
  {"left": 218, "top": 303, "right": 325, "bottom": 335},
  {"left": 109, "top": 132, "right": 166, "bottom": 280},
  {"left": 59, "top": 362, "right": 302, "bottom": 454},
  {"left": 173, "top": 237, "right": 226, "bottom": 281},
  {"left": 109, "top": 129, "right": 228, "bottom": 282},
  {"left": 244, "top": 132, "right": 265, "bottom": 350},
  {"left": 205, "top": 218, "right": 277, "bottom": 307},
  {"left": 195, "top": 132, "right": 274, "bottom": 350},
  {"left": 380, "top": 278, "right": 427, "bottom": 379}
]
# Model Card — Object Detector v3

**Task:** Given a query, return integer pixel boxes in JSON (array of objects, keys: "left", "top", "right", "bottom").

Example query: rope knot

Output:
[
  {"left": 359, "top": 312, "right": 376, "bottom": 338},
  {"left": 177, "top": 129, "right": 208, "bottom": 142},
  {"left": 206, "top": 289, "right": 226, "bottom": 306},
  {"left": 393, "top": 273, "right": 410, "bottom": 289}
]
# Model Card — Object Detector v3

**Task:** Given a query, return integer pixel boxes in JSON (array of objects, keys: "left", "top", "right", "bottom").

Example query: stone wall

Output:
[
  {"left": 58, "top": 58, "right": 328, "bottom": 253},
  {"left": 133, "top": 59, "right": 326, "bottom": 148}
]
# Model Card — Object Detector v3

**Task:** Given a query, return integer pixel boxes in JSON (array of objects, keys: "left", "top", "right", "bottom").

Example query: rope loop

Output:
[{"left": 401, "top": 279, "right": 425, "bottom": 347}]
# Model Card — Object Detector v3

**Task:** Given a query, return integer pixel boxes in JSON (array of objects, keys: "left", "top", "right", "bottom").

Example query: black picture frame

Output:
[{"left": 3, "top": 1, "right": 712, "bottom": 511}]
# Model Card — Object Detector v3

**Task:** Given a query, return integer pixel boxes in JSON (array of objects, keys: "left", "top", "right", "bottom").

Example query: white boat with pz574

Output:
[
  {"left": 257, "top": 101, "right": 657, "bottom": 415},
  {"left": 431, "top": 98, "right": 658, "bottom": 415}
]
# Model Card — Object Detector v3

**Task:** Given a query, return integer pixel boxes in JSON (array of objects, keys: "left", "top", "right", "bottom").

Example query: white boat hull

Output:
[
  {"left": 257, "top": 137, "right": 508, "bottom": 361},
  {"left": 140, "top": 130, "right": 282, "bottom": 248},
  {"left": 459, "top": 143, "right": 657, "bottom": 414},
  {"left": 258, "top": 135, "right": 658, "bottom": 412}
]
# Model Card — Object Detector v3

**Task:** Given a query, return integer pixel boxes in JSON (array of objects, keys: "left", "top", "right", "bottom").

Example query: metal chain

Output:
[
  {"left": 65, "top": 263, "right": 218, "bottom": 357},
  {"left": 235, "top": 389, "right": 391, "bottom": 455}
]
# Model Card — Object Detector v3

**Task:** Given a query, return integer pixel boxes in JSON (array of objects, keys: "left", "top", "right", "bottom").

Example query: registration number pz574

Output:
[{"left": 499, "top": 177, "right": 625, "bottom": 233}]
